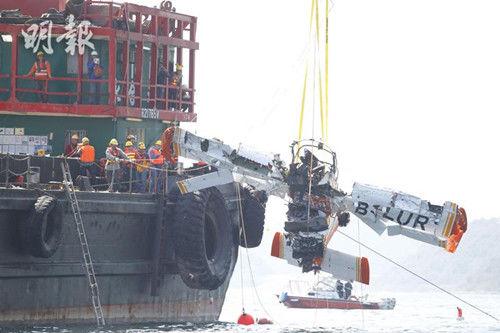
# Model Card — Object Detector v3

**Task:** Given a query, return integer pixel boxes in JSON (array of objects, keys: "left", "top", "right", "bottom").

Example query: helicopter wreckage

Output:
[{"left": 164, "top": 126, "right": 467, "bottom": 284}]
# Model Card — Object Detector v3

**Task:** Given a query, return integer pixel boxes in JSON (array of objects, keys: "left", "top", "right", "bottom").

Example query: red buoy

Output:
[
  {"left": 237, "top": 313, "right": 255, "bottom": 325},
  {"left": 457, "top": 307, "right": 464, "bottom": 320}
]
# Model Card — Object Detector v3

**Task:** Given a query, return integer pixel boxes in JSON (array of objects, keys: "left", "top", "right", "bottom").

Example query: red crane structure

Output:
[{"left": 0, "top": 0, "right": 198, "bottom": 123}]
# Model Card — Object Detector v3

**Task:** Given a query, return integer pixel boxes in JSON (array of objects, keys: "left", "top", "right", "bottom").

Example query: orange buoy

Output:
[
  {"left": 457, "top": 307, "right": 464, "bottom": 321},
  {"left": 237, "top": 313, "right": 255, "bottom": 325},
  {"left": 257, "top": 318, "right": 273, "bottom": 325}
]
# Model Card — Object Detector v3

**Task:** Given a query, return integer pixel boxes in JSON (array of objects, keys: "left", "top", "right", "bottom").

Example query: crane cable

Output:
[
  {"left": 337, "top": 229, "right": 500, "bottom": 322},
  {"left": 239, "top": 224, "right": 245, "bottom": 314},
  {"left": 315, "top": 0, "right": 326, "bottom": 141},
  {"left": 235, "top": 183, "right": 277, "bottom": 324},
  {"left": 356, "top": 219, "right": 366, "bottom": 328},
  {"left": 298, "top": 0, "right": 329, "bottom": 147},
  {"left": 325, "top": 0, "right": 330, "bottom": 141},
  {"left": 297, "top": 0, "right": 317, "bottom": 149}
]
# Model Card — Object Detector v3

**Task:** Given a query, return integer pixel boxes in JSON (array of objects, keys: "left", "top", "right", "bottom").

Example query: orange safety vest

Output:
[
  {"left": 34, "top": 60, "right": 50, "bottom": 80},
  {"left": 124, "top": 147, "right": 137, "bottom": 168},
  {"left": 150, "top": 148, "right": 165, "bottom": 165},
  {"left": 80, "top": 145, "right": 95, "bottom": 163},
  {"left": 136, "top": 152, "right": 149, "bottom": 172}
]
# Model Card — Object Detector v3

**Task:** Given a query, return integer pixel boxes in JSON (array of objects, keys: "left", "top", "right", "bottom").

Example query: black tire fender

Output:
[
  {"left": 239, "top": 186, "right": 266, "bottom": 248},
  {"left": 174, "top": 188, "right": 234, "bottom": 290},
  {"left": 22, "top": 195, "right": 63, "bottom": 258}
]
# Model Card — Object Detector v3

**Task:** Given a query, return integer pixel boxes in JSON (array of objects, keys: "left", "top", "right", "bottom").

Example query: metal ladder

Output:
[{"left": 61, "top": 161, "right": 106, "bottom": 327}]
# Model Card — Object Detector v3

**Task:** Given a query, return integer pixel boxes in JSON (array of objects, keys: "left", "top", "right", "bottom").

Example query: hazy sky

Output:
[{"left": 137, "top": 0, "right": 500, "bottom": 220}]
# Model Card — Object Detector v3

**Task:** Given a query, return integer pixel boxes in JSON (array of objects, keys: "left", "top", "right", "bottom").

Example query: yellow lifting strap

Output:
[
  {"left": 298, "top": 0, "right": 329, "bottom": 143},
  {"left": 315, "top": 0, "right": 326, "bottom": 141},
  {"left": 297, "top": 0, "right": 317, "bottom": 145}
]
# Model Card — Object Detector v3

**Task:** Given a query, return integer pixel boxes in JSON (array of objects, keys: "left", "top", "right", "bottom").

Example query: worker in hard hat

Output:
[
  {"left": 75, "top": 137, "right": 95, "bottom": 179},
  {"left": 123, "top": 139, "right": 139, "bottom": 192},
  {"left": 126, "top": 134, "right": 137, "bottom": 146},
  {"left": 168, "top": 65, "right": 182, "bottom": 110},
  {"left": 135, "top": 142, "right": 150, "bottom": 193},
  {"left": 148, "top": 140, "right": 165, "bottom": 193},
  {"left": 26, "top": 51, "right": 52, "bottom": 103},
  {"left": 64, "top": 134, "right": 80, "bottom": 157},
  {"left": 87, "top": 50, "right": 104, "bottom": 104},
  {"left": 105, "top": 138, "right": 129, "bottom": 192}
]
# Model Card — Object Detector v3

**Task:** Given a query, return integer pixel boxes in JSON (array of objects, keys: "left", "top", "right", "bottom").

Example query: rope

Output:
[
  {"left": 337, "top": 229, "right": 500, "bottom": 322},
  {"left": 313, "top": 272, "right": 320, "bottom": 326},
  {"left": 306, "top": 3, "right": 319, "bottom": 224},
  {"left": 0, "top": 154, "right": 31, "bottom": 161},
  {"left": 5, "top": 170, "right": 29, "bottom": 177},
  {"left": 234, "top": 183, "right": 277, "bottom": 323},
  {"left": 356, "top": 218, "right": 365, "bottom": 328},
  {"left": 239, "top": 230, "right": 245, "bottom": 313},
  {"left": 325, "top": 0, "right": 330, "bottom": 141}
]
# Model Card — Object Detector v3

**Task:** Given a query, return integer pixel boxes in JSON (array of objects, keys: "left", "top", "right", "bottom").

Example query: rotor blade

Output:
[
  {"left": 176, "top": 170, "right": 234, "bottom": 194},
  {"left": 271, "top": 232, "right": 370, "bottom": 284}
]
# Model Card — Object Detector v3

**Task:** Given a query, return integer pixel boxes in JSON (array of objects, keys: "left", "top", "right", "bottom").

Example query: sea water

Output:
[{"left": 2, "top": 292, "right": 498, "bottom": 333}]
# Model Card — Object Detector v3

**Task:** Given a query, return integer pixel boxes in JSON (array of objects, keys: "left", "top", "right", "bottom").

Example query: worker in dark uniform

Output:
[
  {"left": 344, "top": 280, "right": 353, "bottom": 299},
  {"left": 336, "top": 280, "right": 344, "bottom": 299},
  {"left": 156, "top": 61, "right": 171, "bottom": 109},
  {"left": 87, "top": 51, "right": 104, "bottom": 104}
]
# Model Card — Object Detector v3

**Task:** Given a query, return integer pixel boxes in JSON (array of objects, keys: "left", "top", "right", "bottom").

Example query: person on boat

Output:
[
  {"left": 126, "top": 134, "right": 138, "bottom": 148},
  {"left": 336, "top": 280, "right": 344, "bottom": 299},
  {"left": 344, "top": 280, "right": 353, "bottom": 300},
  {"left": 181, "top": 85, "right": 191, "bottom": 112},
  {"left": 64, "top": 134, "right": 80, "bottom": 157},
  {"left": 105, "top": 138, "right": 129, "bottom": 192},
  {"left": 87, "top": 50, "right": 104, "bottom": 104},
  {"left": 148, "top": 140, "right": 165, "bottom": 193},
  {"left": 157, "top": 61, "right": 171, "bottom": 109},
  {"left": 26, "top": 51, "right": 52, "bottom": 103},
  {"left": 123, "top": 140, "right": 138, "bottom": 192},
  {"left": 168, "top": 64, "right": 182, "bottom": 109},
  {"left": 135, "top": 142, "right": 150, "bottom": 193},
  {"left": 75, "top": 137, "right": 95, "bottom": 179}
]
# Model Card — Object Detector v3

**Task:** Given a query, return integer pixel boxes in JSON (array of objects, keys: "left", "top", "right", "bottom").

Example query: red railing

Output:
[
  {"left": 14, "top": 76, "right": 109, "bottom": 103},
  {"left": 0, "top": 73, "right": 10, "bottom": 93},
  {"left": 115, "top": 80, "right": 194, "bottom": 112},
  {"left": 5, "top": 75, "right": 194, "bottom": 114},
  {"left": 0, "top": 1, "right": 198, "bottom": 121}
]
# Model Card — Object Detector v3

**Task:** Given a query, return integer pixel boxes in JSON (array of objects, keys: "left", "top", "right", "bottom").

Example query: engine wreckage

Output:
[{"left": 164, "top": 126, "right": 467, "bottom": 285}]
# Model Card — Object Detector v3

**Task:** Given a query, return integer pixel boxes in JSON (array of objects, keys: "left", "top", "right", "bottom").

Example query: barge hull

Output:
[{"left": 0, "top": 187, "right": 238, "bottom": 325}]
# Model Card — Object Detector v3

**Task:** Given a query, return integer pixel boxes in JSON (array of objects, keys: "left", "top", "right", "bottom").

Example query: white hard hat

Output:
[{"left": 91, "top": 51, "right": 98, "bottom": 56}]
